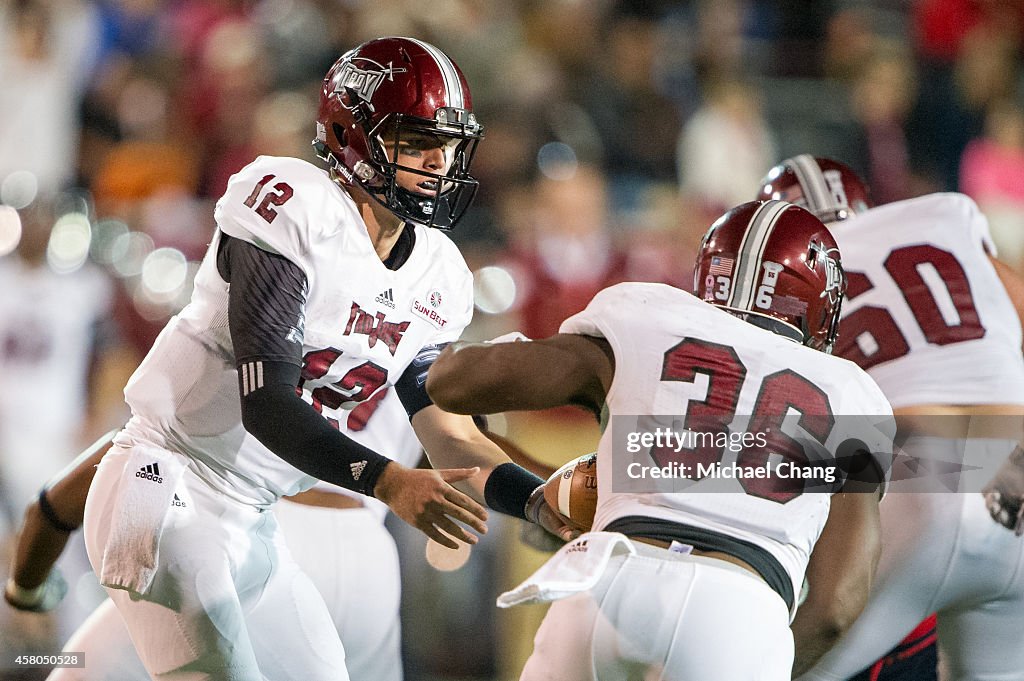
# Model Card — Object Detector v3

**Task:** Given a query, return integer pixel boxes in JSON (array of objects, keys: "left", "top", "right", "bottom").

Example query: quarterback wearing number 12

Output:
[{"left": 81, "top": 37, "right": 555, "bottom": 681}]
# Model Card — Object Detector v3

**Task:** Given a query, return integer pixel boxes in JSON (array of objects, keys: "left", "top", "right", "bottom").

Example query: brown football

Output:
[{"left": 543, "top": 453, "right": 598, "bottom": 532}]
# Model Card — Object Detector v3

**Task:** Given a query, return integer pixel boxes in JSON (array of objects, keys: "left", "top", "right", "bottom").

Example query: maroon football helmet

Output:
[
  {"left": 694, "top": 200, "right": 846, "bottom": 353},
  {"left": 757, "top": 155, "right": 872, "bottom": 225},
  {"left": 314, "top": 37, "right": 484, "bottom": 230}
]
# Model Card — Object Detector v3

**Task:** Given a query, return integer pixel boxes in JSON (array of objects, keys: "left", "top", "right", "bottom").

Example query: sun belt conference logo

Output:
[{"left": 412, "top": 293, "right": 449, "bottom": 328}]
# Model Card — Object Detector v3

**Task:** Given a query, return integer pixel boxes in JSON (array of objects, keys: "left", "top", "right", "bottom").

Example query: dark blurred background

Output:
[{"left": 2, "top": 1, "right": 1023, "bottom": 679}]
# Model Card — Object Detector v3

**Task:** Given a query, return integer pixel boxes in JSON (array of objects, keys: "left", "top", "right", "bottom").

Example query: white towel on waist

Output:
[
  {"left": 99, "top": 445, "right": 186, "bottom": 596},
  {"left": 497, "top": 532, "right": 636, "bottom": 608}
]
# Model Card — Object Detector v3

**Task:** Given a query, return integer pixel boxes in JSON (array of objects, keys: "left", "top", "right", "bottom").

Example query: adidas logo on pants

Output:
[{"left": 136, "top": 462, "right": 163, "bottom": 483}]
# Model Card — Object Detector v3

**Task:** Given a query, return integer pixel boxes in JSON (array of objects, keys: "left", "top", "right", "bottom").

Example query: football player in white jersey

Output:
[
  {"left": 760, "top": 155, "right": 1024, "bottom": 681},
  {"left": 0, "top": 195, "right": 127, "bottom": 526},
  {"left": 428, "top": 200, "right": 896, "bottom": 680},
  {"left": 5, "top": 389, "right": 420, "bottom": 681},
  {"left": 80, "top": 37, "right": 557, "bottom": 680}
]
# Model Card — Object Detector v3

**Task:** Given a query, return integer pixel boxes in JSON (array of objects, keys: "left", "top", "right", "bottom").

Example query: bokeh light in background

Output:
[
  {"left": 473, "top": 265, "right": 517, "bottom": 314},
  {"left": 90, "top": 219, "right": 131, "bottom": 266},
  {"left": 0, "top": 206, "right": 21, "bottom": 256},
  {"left": 46, "top": 212, "right": 92, "bottom": 274},
  {"left": 537, "top": 142, "right": 579, "bottom": 181},
  {"left": 133, "top": 250, "right": 197, "bottom": 322},
  {"left": 109, "top": 231, "right": 155, "bottom": 279},
  {"left": 0, "top": 170, "right": 39, "bottom": 209},
  {"left": 140, "top": 247, "right": 189, "bottom": 302}
]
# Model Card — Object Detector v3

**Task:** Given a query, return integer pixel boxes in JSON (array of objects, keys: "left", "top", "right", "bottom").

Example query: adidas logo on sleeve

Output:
[
  {"left": 350, "top": 460, "right": 367, "bottom": 481},
  {"left": 136, "top": 462, "right": 163, "bottom": 483}
]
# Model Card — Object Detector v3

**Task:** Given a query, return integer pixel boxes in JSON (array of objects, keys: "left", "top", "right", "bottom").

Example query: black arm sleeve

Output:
[
  {"left": 394, "top": 343, "right": 449, "bottom": 418},
  {"left": 239, "top": 361, "right": 391, "bottom": 496},
  {"left": 220, "top": 234, "right": 392, "bottom": 496},
  {"left": 218, "top": 234, "right": 308, "bottom": 364}
]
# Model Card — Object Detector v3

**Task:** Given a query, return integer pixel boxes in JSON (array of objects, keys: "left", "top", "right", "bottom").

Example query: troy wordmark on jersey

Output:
[{"left": 344, "top": 302, "right": 410, "bottom": 355}]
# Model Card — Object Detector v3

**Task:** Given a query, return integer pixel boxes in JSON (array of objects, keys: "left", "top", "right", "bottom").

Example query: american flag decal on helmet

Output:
[{"left": 708, "top": 256, "right": 734, "bottom": 276}]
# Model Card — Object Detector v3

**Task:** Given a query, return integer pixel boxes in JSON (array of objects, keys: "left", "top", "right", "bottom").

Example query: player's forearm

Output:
[
  {"left": 10, "top": 502, "right": 73, "bottom": 589},
  {"left": 442, "top": 455, "right": 546, "bottom": 523},
  {"left": 420, "top": 435, "right": 510, "bottom": 503},
  {"left": 411, "top": 406, "right": 546, "bottom": 519},
  {"left": 483, "top": 430, "right": 556, "bottom": 479},
  {"left": 791, "top": 583, "right": 873, "bottom": 677},
  {"left": 428, "top": 335, "right": 610, "bottom": 417},
  {"left": 426, "top": 342, "right": 516, "bottom": 414},
  {"left": 791, "top": 616, "right": 845, "bottom": 678},
  {"left": 242, "top": 381, "right": 392, "bottom": 496},
  {"left": 791, "top": 489, "right": 880, "bottom": 676}
]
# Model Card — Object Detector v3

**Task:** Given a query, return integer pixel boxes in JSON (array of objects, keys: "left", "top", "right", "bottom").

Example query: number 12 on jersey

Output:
[{"left": 243, "top": 174, "right": 294, "bottom": 224}]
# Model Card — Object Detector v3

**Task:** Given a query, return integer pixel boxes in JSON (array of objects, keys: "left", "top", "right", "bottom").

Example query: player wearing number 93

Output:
[
  {"left": 762, "top": 156, "right": 1024, "bottom": 681},
  {"left": 80, "top": 36, "right": 560, "bottom": 681},
  {"left": 428, "top": 199, "right": 897, "bottom": 680}
]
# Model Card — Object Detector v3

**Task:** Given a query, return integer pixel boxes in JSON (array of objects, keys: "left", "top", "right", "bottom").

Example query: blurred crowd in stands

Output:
[{"left": 5, "top": 0, "right": 1024, "bottom": 678}]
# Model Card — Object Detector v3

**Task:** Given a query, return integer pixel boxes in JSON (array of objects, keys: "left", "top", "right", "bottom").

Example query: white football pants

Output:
[
  {"left": 798, "top": 439, "right": 1024, "bottom": 681},
  {"left": 52, "top": 500, "right": 403, "bottom": 681},
  {"left": 520, "top": 542, "right": 793, "bottom": 681},
  {"left": 82, "top": 446, "right": 349, "bottom": 681}
]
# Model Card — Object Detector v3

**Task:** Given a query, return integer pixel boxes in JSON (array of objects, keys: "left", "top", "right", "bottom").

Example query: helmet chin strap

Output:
[
  {"left": 745, "top": 314, "right": 804, "bottom": 344},
  {"left": 717, "top": 307, "right": 804, "bottom": 344},
  {"left": 316, "top": 134, "right": 471, "bottom": 230},
  {"left": 391, "top": 185, "right": 454, "bottom": 228},
  {"left": 358, "top": 176, "right": 446, "bottom": 229}
]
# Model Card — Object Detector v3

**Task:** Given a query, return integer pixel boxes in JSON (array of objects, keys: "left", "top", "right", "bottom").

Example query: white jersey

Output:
[
  {"left": 122, "top": 156, "right": 472, "bottom": 506},
  {"left": 831, "top": 193, "right": 1024, "bottom": 407},
  {"left": 309, "top": 387, "right": 424, "bottom": 522},
  {"left": 560, "top": 282, "right": 894, "bottom": 608}
]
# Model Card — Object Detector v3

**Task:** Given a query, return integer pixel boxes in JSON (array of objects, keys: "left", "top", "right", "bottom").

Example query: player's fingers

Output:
[
  {"left": 538, "top": 501, "right": 570, "bottom": 528},
  {"left": 438, "top": 467, "right": 481, "bottom": 484},
  {"left": 432, "top": 514, "right": 479, "bottom": 545},
  {"left": 419, "top": 521, "right": 460, "bottom": 549},
  {"left": 537, "top": 504, "right": 578, "bottom": 543},
  {"left": 442, "top": 488, "right": 489, "bottom": 530}
]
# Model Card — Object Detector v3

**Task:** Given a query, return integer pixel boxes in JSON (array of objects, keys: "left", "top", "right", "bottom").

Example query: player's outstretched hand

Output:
[
  {"left": 4, "top": 569, "right": 68, "bottom": 613},
  {"left": 375, "top": 463, "right": 489, "bottom": 548},
  {"left": 982, "top": 445, "right": 1024, "bottom": 535}
]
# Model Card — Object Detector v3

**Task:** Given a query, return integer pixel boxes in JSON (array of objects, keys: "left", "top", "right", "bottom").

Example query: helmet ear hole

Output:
[{"left": 332, "top": 123, "right": 346, "bottom": 147}]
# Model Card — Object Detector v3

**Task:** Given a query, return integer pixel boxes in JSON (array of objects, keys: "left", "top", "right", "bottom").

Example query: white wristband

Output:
[
  {"left": 524, "top": 485, "right": 546, "bottom": 524},
  {"left": 486, "top": 331, "right": 531, "bottom": 344},
  {"left": 4, "top": 577, "right": 46, "bottom": 606}
]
